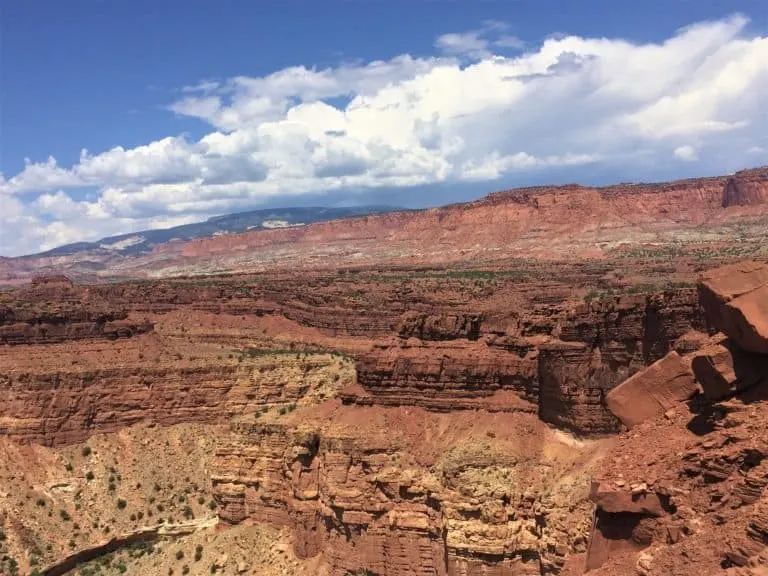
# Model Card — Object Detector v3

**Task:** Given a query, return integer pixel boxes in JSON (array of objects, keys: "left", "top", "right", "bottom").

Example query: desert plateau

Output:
[{"left": 0, "top": 167, "right": 767, "bottom": 575}]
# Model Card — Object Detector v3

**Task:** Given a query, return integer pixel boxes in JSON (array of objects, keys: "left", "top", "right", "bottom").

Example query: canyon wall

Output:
[
  {"left": 180, "top": 168, "right": 765, "bottom": 261},
  {"left": 350, "top": 289, "right": 707, "bottom": 435},
  {"left": 213, "top": 413, "right": 597, "bottom": 576},
  {"left": 0, "top": 349, "right": 344, "bottom": 446},
  {"left": 536, "top": 290, "right": 707, "bottom": 434},
  {"left": 0, "top": 275, "right": 154, "bottom": 344},
  {"left": 0, "top": 275, "right": 709, "bottom": 444}
]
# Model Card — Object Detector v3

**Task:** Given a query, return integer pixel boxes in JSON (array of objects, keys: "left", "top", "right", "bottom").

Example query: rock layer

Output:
[
  {"left": 0, "top": 346, "right": 346, "bottom": 446},
  {"left": 699, "top": 260, "right": 768, "bottom": 354},
  {"left": 212, "top": 408, "right": 600, "bottom": 576},
  {"left": 0, "top": 275, "right": 153, "bottom": 345}
]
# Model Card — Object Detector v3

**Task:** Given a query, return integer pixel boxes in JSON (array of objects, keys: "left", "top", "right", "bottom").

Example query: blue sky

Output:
[{"left": 1, "top": 0, "right": 767, "bottom": 255}]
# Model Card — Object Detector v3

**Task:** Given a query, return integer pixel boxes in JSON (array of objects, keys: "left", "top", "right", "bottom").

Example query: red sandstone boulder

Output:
[
  {"left": 590, "top": 481, "right": 666, "bottom": 516},
  {"left": 673, "top": 330, "right": 716, "bottom": 356},
  {"left": 606, "top": 351, "right": 698, "bottom": 429},
  {"left": 699, "top": 261, "right": 768, "bottom": 354},
  {"left": 691, "top": 340, "right": 768, "bottom": 401}
]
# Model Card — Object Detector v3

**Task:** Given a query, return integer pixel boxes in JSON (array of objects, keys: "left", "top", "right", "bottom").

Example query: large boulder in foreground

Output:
[
  {"left": 606, "top": 351, "right": 698, "bottom": 429},
  {"left": 699, "top": 261, "right": 768, "bottom": 354}
]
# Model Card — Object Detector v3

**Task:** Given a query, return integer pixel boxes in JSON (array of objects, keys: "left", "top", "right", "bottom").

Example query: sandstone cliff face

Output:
[
  {"left": 0, "top": 275, "right": 153, "bottom": 345},
  {"left": 0, "top": 347, "right": 347, "bottom": 446},
  {"left": 0, "top": 318, "right": 153, "bottom": 345},
  {"left": 537, "top": 290, "right": 706, "bottom": 434},
  {"left": 538, "top": 341, "right": 621, "bottom": 435},
  {"left": 1, "top": 272, "right": 708, "bottom": 442},
  {"left": 722, "top": 168, "right": 768, "bottom": 207},
  {"left": 212, "top": 409, "right": 599, "bottom": 576},
  {"left": 349, "top": 339, "right": 539, "bottom": 413},
  {"left": 183, "top": 167, "right": 764, "bottom": 260},
  {"left": 352, "top": 290, "right": 706, "bottom": 436}
]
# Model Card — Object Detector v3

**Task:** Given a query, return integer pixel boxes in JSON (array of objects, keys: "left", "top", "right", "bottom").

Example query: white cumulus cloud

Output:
[
  {"left": 1, "top": 14, "right": 767, "bottom": 256},
  {"left": 674, "top": 145, "right": 700, "bottom": 161}
]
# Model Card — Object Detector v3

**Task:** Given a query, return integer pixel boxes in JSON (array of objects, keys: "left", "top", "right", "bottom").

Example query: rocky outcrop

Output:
[
  {"left": 699, "top": 260, "right": 768, "bottom": 354},
  {"left": 583, "top": 260, "right": 768, "bottom": 575},
  {"left": 536, "top": 291, "right": 705, "bottom": 434},
  {"left": 0, "top": 352, "right": 342, "bottom": 446},
  {"left": 212, "top": 411, "right": 598, "bottom": 576},
  {"left": 583, "top": 401, "right": 768, "bottom": 574},
  {"left": 0, "top": 318, "right": 154, "bottom": 344},
  {"left": 605, "top": 351, "right": 698, "bottom": 429},
  {"left": 396, "top": 311, "right": 482, "bottom": 341},
  {"left": 0, "top": 275, "right": 154, "bottom": 344},
  {"left": 722, "top": 167, "right": 768, "bottom": 207},
  {"left": 691, "top": 337, "right": 768, "bottom": 401},
  {"left": 349, "top": 339, "right": 539, "bottom": 413}
]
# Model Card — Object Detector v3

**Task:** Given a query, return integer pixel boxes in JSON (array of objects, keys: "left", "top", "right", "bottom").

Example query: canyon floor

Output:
[{"left": 2, "top": 168, "right": 768, "bottom": 575}]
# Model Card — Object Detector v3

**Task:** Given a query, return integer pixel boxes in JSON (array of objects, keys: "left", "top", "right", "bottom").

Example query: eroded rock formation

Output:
[
  {"left": 0, "top": 345, "right": 347, "bottom": 446},
  {"left": 213, "top": 408, "right": 599, "bottom": 576},
  {"left": 699, "top": 260, "right": 768, "bottom": 354},
  {"left": 583, "top": 261, "right": 768, "bottom": 575},
  {"left": 3, "top": 250, "right": 768, "bottom": 575},
  {"left": 0, "top": 275, "right": 153, "bottom": 344}
]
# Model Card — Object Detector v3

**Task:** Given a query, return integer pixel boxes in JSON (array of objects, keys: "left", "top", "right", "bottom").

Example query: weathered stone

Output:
[
  {"left": 590, "top": 482, "right": 666, "bottom": 517},
  {"left": 699, "top": 261, "right": 768, "bottom": 354},
  {"left": 606, "top": 351, "right": 698, "bottom": 429},
  {"left": 691, "top": 340, "right": 768, "bottom": 401}
]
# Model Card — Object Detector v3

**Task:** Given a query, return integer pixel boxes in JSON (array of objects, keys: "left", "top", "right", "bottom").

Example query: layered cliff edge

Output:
[{"left": 0, "top": 265, "right": 720, "bottom": 575}]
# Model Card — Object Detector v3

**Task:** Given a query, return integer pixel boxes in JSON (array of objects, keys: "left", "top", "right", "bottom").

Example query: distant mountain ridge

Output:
[
  {"left": 29, "top": 205, "right": 403, "bottom": 258},
  {"left": 2, "top": 167, "right": 766, "bottom": 286}
]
